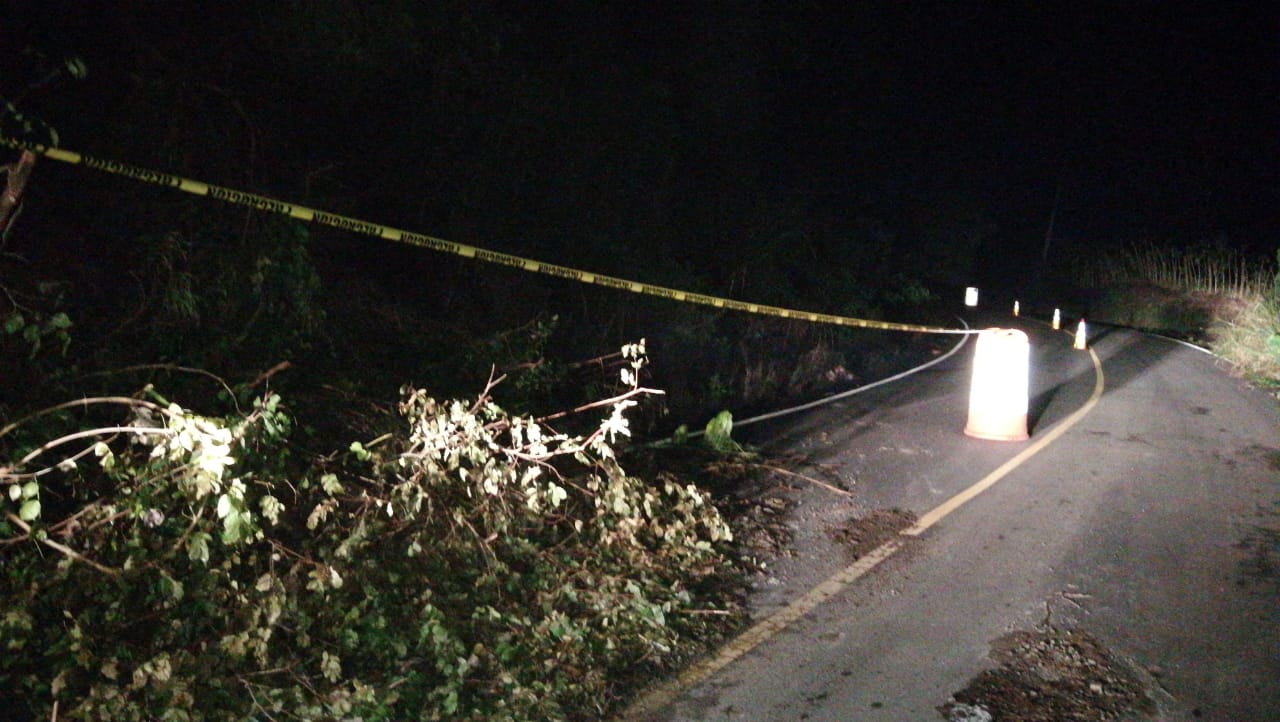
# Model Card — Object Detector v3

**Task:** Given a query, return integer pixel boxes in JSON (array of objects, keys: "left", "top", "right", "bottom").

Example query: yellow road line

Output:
[
  {"left": 619, "top": 344, "right": 1105, "bottom": 719},
  {"left": 904, "top": 346, "right": 1105, "bottom": 535},
  {"left": 621, "top": 540, "right": 903, "bottom": 720}
]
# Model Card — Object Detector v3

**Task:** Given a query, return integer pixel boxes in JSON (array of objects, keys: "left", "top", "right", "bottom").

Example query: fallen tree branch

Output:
[
  {"left": 0, "top": 149, "right": 36, "bottom": 241},
  {"left": 0, "top": 395, "right": 168, "bottom": 440},
  {"left": 9, "top": 426, "right": 173, "bottom": 476}
]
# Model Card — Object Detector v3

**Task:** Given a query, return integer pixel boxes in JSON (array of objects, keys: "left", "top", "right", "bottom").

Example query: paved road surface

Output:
[{"left": 630, "top": 320, "right": 1280, "bottom": 721}]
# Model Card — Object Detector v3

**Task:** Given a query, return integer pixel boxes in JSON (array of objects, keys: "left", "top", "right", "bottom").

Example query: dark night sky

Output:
[
  {"left": 768, "top": 2, "right": 1276, "bottom": 247},
  {"left": 8, "top": 1, "right": 1279, "bottom": 273}
]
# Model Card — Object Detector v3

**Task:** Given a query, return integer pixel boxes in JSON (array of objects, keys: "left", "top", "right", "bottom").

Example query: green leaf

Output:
[
  {"left": 93, "top": 442, "right": 116, "bottom": 471},
  {"left": 44, "top": 313, "right": 72, "bottom": 331},
  {"left": 65, "top": 55, "right": 88, "bottom": 79},
  {"left": 221, "top": 509, "right": 248, "bottom": 544},
  {"left": 160, "top": 573, "right": 185, "bottom": 603},
  {"left": 2, "top": 313, "right": 23, "bottom": 335},
  {"left": 441, "top": 690, "right": 459, "bottom": 715},
  {"left": 546, "top": 483, "right": 567, "bottom": 508},
  {"left": 672, "top": 424, "right": 689, "bottom": 445},
  {"left": 18, "top": 499, "right": 40, "bottom": 521},
  {"left": 703, "top": 411, "right": 742, "bottom": 453},
  {"left": 320, "top": 473, "right": 343, "bottom": 495},
  {"left": 23, "top": 326, "right": 41, "bottom": 358},
  {"left": 188, "top": 532, "right": 211, "bottom": 564},
  {"left": 349, "top": 441, "right": 371, "bottom": 461}
]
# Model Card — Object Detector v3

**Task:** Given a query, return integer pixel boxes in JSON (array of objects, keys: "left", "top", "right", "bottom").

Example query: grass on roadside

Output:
[
  {"left": 1082, "top": 243, "right": 1280, "bottom": 389},
  {"left": 1085, "top": 241, "right": 1271, "bottom": 298},
  {"left": 1210, "top": 292, "right": 1280, "bottom": 387}
]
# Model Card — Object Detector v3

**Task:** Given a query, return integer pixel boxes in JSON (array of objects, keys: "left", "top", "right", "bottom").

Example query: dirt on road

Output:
[{"left": 940, "top": 626, "right": 1159, "bottom": 722}]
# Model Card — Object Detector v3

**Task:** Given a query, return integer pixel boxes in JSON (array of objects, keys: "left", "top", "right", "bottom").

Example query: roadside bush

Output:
[
  {"left": 0, "top": 278, "right": 74, "bottom": 409},
  {"left": 1080, "top": 242, "right": 1280, "bottom": 385},
  {"left": 108, "top": 213, "right": 327, "bottom": 376},
  {"left": 1084, "top": 241, "right": 1271, "bottom": 297},
  {"left": 1209, "top": 250, "right": 1280, "bottom": 386},
  {"left": 1209, "top": 292, "right": 1280, "bottom": 385},
  {"left": 0, "top": 342, "right": 739, "bottom": 721}
]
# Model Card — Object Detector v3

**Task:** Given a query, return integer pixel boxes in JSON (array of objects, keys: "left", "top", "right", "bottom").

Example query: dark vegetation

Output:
[
  {"left": 0, "top": 6, "right": 965, "bottom": 720},
  {"left": 1, "top": 4, "right": 1273, "bottom": 720},
  {"left": 3, "top": 4, "right": 978, "bottom": 422},
  {"left": 1079, "top": 243, "right": 1280, "bottom": 388}
]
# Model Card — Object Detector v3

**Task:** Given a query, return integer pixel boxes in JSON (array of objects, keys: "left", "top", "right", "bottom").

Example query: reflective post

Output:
[{"left": 1074, "top": 319, "right": 1088, "bottom": 350}]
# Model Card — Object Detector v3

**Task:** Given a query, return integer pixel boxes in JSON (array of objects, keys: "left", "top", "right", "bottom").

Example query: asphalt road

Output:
[{"left": 627, "top": 318, "right": 1280, "bottom": 721}]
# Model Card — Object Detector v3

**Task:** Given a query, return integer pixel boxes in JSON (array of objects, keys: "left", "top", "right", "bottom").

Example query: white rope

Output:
[{"left": 676, "top": 318, "right": 973, "bottom": 441}]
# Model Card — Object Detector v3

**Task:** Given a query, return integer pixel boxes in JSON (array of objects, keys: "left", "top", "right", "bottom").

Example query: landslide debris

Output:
[{"left": 940, "top": 627, "right": 1157, "bottom": 722}]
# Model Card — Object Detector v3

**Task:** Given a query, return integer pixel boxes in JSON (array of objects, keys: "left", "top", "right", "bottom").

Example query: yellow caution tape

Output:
[{"left": 1, "top": 137, "right": 973, "bottom": 334}]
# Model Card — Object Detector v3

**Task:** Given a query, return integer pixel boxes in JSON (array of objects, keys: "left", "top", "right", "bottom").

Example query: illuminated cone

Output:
[
  {"left": 965, "top": 328, "right": 1030, "bottom": 441},
  {"left": 1013, "top": 300, "right": 1020, "bottom": 317},
  {"left": 1052, "top": 308, "right": 1061, "bottom": 330},
  {"left": 1074, "top": 319, "right": 1087, "bottom": 350}
]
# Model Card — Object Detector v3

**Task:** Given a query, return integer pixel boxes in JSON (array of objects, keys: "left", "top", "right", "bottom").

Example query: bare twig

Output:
[
  {"left": 12, "top": 426, "right": 173, "bottom": 470},
  {"left": 70, "top": 365, "right": 239, "bottom": 409},
  {"left": 567, "top": 349, "right": 623, "bottom": 370},
  {"left": 756, "top": 463, "right": 854, "bottom": 498},
  {"left": 6, "top": 512, "right": 119, "bottom": 575},
  {"left": 0, "top": 150, "right": 36, "bottom": 241},
  {"left": 165, "top": 508, "right": 205, "bottom": 559},
  {"left": 239, "top": 680, "right": 280, "bottom": 722},
  {"left": 5, "top": 440, "right": 98, "bottom": 480},
  {"left": 0, "top": 395, "right": 168, "bottom": 440},
  {"left": 248, "top": 360, "right": 292, "bottom": 389},
  {"left": 534, "top": 386, "right": 665, "bottom": 425}
]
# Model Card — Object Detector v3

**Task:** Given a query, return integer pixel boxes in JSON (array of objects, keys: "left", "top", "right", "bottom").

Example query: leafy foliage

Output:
[
  {"left": 703, "top": 411, "right": 743, "bottom": 454},
  {"left": 0, "top": 276, "right": 75, "bottom": 412},
  {"left": 0, "top": 343, "right": 739, "bottom": 721},
  {"left": 112, "top": 214, "right": 327, "bottom": 374},
  {"left": 1, "top": 304, "right": 71, "bottom": 360},
  {"left": 0, "top": 17, "right": 971, "bottom": 718}
]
